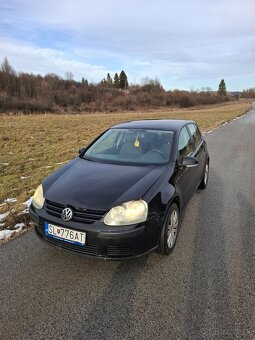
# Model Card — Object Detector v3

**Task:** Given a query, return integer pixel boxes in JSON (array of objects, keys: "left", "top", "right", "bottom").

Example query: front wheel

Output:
[
  {"left": 199, "top": 160, "right": 209, "bottom": 189},
  {"left": 158, "top": 203, "right": 179, "bottom": 255}
]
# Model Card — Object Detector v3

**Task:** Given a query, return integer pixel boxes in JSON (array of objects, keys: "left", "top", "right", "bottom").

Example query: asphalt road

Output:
[{"left": 1, "top": 107, "right": 255, "bottom": 340}]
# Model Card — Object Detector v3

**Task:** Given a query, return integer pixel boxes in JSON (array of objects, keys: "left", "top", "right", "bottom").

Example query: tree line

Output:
[
  {"left": 0, "top": 57, "right": 240, "bottom": 114},
  {"left": 241, "top": 87, "right": 255, "bottom": 98}
]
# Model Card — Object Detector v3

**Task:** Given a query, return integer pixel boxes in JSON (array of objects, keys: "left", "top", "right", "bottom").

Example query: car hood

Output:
[{"left": 43, "top": 157, "right": 167, "bottom": 211}]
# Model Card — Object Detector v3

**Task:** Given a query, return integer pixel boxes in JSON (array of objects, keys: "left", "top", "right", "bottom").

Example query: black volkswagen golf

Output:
[{"left": 30, "top": 119, "right": 209, "bottom": 259}]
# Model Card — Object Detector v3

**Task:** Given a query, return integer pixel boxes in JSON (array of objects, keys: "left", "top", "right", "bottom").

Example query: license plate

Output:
[{"left": 45, "top": 222, "right": 86, "bottom": 246}]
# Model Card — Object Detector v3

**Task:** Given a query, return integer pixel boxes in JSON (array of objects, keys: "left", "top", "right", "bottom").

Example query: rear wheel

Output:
[
  {"left": 199, "top": 160, "right": 209, "bottom": 189},
  {"left": 158, "top": 203, "right": 179, "bottom": 255}
]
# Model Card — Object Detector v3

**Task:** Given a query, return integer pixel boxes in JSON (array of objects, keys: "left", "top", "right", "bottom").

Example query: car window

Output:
[
  {"left": 178, "top": 126, "right": 194, "bottom": 162},
  {"left": 87, "top": 130, "right": 119, "bottom": 154},
  {"left": 83, "top": 128, "right": 174, "bottom": 165},
  {"left": 188, "top": 123, "right": 202, "bottom": 149}
]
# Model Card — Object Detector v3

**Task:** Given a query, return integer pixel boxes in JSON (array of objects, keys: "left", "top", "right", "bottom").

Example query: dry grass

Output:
[{"left": 0, "top": 101, "right": 251, "bottom": 234}]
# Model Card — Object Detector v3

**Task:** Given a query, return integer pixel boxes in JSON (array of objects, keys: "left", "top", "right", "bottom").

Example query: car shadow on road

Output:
[
  {"left": 76, "top": 256, "right": 149, "bottom": 340},
  {"left": 182, "top": 169, "right": 236, "bottom": 338}
]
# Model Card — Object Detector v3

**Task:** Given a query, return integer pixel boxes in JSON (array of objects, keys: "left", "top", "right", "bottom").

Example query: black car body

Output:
[{"left": 30, "top": 119, "right": 209, "bottom": 259}]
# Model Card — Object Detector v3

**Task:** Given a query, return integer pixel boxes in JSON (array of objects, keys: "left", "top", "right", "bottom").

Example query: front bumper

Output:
[{"left": 30, "top": 205, "right": 160, "bottom": 260}]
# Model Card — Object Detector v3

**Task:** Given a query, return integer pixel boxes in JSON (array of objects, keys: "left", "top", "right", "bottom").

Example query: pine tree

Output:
[
  {"left": 100, "top": 78, "right": 107, "bottom": 86},
  {"left": 106, "top": 73, "right": 113, "bottom": 87},
  {"left": 218, "top": 79, "right": 227, "bottom": 96},
  {"left": 113, "top": 73, "right": 120, "bottom": 88},
  {"left": 82, "top": 77, "right": 88, "bottom": 87},
  {"left": 119, "top": 70, "right": 128, "bottom": 90}
]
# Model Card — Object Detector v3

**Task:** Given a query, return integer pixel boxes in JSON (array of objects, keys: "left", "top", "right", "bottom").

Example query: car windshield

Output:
[{"left": 83, "top": 128, "right": 174, "bottom": 165}]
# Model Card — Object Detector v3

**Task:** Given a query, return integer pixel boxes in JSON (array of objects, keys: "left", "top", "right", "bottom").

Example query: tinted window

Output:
[
  {"left": 178, "top": 126, "right": 194, "bottom": 161},
  {"left": 188, "top": 123, "right": 202, "bottom": 149},
  {"left": 83, "top": 128, "right": 174, "bottom": 165}
]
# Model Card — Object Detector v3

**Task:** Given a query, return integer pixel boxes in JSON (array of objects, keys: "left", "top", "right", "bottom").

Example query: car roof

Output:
[{"left": 111, "top": 119, "right": 195, "bottom": 131}]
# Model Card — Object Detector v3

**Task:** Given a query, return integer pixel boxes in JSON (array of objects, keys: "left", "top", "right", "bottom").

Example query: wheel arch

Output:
[
  {"left": 162, "top": 194, "right": 181, "bottom": 219},
  {"left": 171, "top": 196, "right": 181, "bottom": 212}
]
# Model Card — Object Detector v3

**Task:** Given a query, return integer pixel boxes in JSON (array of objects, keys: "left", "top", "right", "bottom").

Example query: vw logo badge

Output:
[{"left": 61, "top": 207, "right": 73, "bottom": 221}]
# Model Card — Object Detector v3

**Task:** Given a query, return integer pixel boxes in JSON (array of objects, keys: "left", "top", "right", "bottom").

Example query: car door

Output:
[
  {"left": 187, "top": 123, "right": 207, "bottom": 187},
  {"left": 174, "top": 125, "right": 197, "bottom": 207}
]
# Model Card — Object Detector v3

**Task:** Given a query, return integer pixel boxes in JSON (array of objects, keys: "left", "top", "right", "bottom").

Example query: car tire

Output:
[
  {"left": 158, "top": 203, "right": 179, "bottom": 255},
  {"left": 199, "top": 160, "right": 209, "bottom": 189}
]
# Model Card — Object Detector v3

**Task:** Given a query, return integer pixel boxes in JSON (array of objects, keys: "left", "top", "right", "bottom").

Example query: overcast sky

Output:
[{"left": 0, "top": 0, "right": 254, "bottom": 90}]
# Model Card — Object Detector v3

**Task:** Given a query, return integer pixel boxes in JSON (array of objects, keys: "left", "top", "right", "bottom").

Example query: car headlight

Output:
[
  {"left": 104, "top": 200, "right": 148, "bottom": 226},
  {"left": 32, "top": 184, "right": 45, "bottom": 209}
]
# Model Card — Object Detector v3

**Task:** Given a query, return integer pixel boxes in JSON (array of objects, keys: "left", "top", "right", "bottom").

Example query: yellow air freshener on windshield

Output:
[{"left": 134, "top": 139, "right": 140, "bottom": 147}]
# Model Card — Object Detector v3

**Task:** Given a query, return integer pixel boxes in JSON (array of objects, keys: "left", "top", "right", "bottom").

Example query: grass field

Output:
[{"left": 0, "top": 101, "right": 251, "bottom": 230}]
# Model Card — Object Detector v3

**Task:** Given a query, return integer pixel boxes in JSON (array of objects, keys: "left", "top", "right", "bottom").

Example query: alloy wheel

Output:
[
  {"left": 204, "top": 163, "right": 209, "bottom": 185},
  {"left": 167, "top": 209, "right": 179, "bottom": 249}
]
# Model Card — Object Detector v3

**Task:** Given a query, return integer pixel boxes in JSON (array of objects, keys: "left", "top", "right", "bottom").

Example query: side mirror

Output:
[
  {"left": 179, "top": 156, "right": 198, "bottom": 168},
  {"left": 78, "top": 147, "right": 85, "bottom": 155}
]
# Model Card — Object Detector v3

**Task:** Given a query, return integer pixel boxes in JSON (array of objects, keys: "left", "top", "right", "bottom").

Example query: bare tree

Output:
[{"left": 65, "top": 71, "right": 74, "bottom": 81}]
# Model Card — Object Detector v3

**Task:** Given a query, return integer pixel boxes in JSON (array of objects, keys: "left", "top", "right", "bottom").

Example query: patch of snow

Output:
[
  {"left": 0, "top": 226, "right": 23, "bottom": 240},
  {"left": 23, "top": 197, "right": 33, "bottom": 207},
  {"left": 28, "top": 158, "right": 36, "bottom": 161},
  {"left": 4, "top": 198, "right": 17, "bottom": 204},
  {"left": 0, "top": 230, "right": 13, "bottom": 240},
  {"left": 0, "top": 211, "right": 10, "bottom": 221},
  {"left": 45, "top": 165, "right": 52, "bottom": 168},
  {"left": 18, "top": 208, "right": 29, "bottom": 215},
  {"left": 0, "top": 223, "right": 5, "bottom": 227},
  {"left": 232, "top": 114, "right": 246, "bottom": 121},
  {"left": 3, "top": 163, "right": 9, "bottom": 166},
  {"left": 13, "top": 222, "right": 25, "bottom": 229},
  {"left": 56, "top": 161, "right": 69, "bottom": 165},
  {"left": 204, "top": 130, "right": 213, "bottom": 135},
  {"left": 0, "top": 202, "right": 7, "bottom": 207},
  {"left": 8, "top": 152, "right": 13, "bottom": 155},
  {"left": 21, "top": 176, "right": 29, "bottom": 180}
]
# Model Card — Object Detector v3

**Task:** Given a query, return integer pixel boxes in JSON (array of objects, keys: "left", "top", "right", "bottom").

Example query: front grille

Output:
[
  {"left": 45, "top": 199, "right": 106, "bottom": 224},
  {"left": 46, "top": 236, "right": 98, "bottom": 255},
  {"left": 107, "top": 245, "right": 135, "bottom": 257}
]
